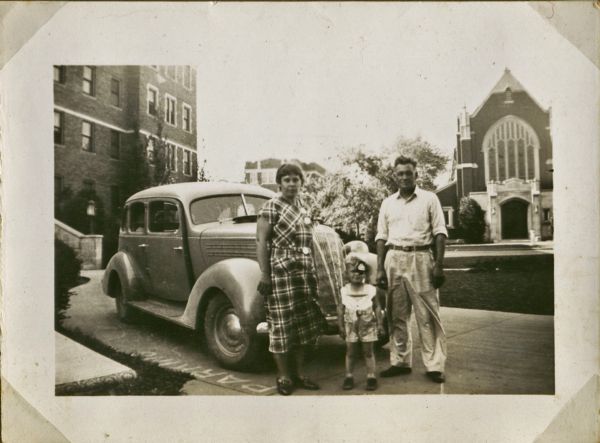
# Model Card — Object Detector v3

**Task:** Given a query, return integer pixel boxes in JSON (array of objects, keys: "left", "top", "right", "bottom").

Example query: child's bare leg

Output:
[
  {"left": 362, "top": 342, "right": 376, "bottom": 378},
  {"left": 345, "top": 342, "right": 358, "bottom": 377}
]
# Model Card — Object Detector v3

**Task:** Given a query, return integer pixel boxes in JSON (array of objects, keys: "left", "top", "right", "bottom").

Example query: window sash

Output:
[
  {"left": 183, "top": 106, "right": 191, "bottom": 131},
  {"left": 166, "top": 97, "right": 176, "bottom": 124},
  {"left": 183, "top": 151, "right": 191, "bottom": 175},
  {"left": 148, "top": 88, "right": 158, "bottom": 115},
  {"left": 110, "top": 131, "right": 120, "bottom": 158},
  {"left": 82, "top": 122, "right": 93, "bottom": 151},
  {"left": 54, "top": 112, "right": 63, "bottom": 144},
  {"left": 82, "top": 66, "right": 95, "bottom": 95}
]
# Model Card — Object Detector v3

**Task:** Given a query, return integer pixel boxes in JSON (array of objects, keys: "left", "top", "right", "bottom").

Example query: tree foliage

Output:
[
  {"left": 458, "top": 197, "right": 486, "bottom": 243},
  {"left": 304, "top": 137, "right": 449, "bottom": 247}
]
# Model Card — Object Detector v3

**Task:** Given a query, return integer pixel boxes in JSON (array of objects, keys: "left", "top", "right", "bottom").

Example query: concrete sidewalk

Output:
[{"left": 55, "top": 332, "right": 137, "bottom": 395}]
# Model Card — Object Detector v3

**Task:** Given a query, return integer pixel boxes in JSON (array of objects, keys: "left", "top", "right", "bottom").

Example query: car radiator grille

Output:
[{"left": 312, "top": 228, "right": 345, "bottom": 314}]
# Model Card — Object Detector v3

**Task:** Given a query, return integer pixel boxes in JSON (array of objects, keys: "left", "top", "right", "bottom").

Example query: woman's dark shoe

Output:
[
  {"left": 366, "top": 377, "right": 378, "bottom": 391},
  {"left": 292, "top": 375, "right": 320, "bottom": 390},
  {"left": 276, "top": 377, "right": 294, "bottom": 395},
  {"left": 342, "top": 376, "right": 354, "bottom": 390}
]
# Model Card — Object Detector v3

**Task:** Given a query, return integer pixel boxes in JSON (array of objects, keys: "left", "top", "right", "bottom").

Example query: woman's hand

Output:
[
  {"left": 338, "top": 322, "right": 346, "bottom": 340},
  {"left": 257, "top": 274, "right": 272, "bottom": 296}
]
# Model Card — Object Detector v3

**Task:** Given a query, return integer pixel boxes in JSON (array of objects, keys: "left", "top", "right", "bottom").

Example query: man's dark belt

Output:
[{"left": 388, "top": 244, "right": 431, "bottom": 252}]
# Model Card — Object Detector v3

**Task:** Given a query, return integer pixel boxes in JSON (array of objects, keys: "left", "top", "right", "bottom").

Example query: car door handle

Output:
[
  {"left": 173, "top": 246, "right": 183, "bottom": 251},
  {"left": 138, "top": 244, "right": 148, "bottom": 248}
]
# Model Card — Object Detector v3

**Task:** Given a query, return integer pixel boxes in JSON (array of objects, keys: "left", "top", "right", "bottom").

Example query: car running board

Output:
[{"left": 127, "top": 299, "right": 192, "bottom": 329}]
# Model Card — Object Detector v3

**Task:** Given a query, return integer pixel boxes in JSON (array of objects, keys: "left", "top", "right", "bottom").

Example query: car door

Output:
[
  {"left": 144, "top": 198, "right": 191, "bottom": 301},
  {"left": 122, "top": 200, "right": 152, "bottom": 293}
]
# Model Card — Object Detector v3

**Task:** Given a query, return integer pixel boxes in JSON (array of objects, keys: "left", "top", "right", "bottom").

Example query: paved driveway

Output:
[{"left": 59, "top": 270, "right": 554, "bottom": 395}]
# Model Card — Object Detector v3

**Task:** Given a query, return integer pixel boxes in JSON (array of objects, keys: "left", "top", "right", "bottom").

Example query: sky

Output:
[{"left": 194, "top": 3, "right": 584, "bottom": 186}]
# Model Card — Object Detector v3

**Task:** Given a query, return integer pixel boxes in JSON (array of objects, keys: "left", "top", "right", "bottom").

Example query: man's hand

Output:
[
  {"left": 377, "top": 322, "right": 386, "bottom": 337},
  {"left": 432, "top": 264, "right": 445, "bottom": 289},
  {"left": 257, "top": 274, "right": 272, "bottom": 296},
  {"left": 376, "top": 270, "right": 388, "bottom": 290}
]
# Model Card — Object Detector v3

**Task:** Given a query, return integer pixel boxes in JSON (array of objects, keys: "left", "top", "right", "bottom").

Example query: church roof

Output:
[
  {"left": 471, "top": 68, "right": 547, "bottom": 117},
  {"left": 489, "top": 68, "right": 526, "bottom": 94}
]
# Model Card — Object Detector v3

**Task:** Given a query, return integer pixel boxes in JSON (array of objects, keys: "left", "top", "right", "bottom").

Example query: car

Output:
[{"left": 102, "top": 182, "right": 351, "bottom": 370}]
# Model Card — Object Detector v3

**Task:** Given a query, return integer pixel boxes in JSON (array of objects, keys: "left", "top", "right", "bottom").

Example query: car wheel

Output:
[
  {"left": 114, "top": 279, "right": 136, "bottom": 323},
  {"left": 204, "top": 291, "right": 265, "bottom": 371}
]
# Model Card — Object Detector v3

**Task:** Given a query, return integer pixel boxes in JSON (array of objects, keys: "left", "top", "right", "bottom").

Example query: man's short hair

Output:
[
  {"left": 276, "top": 163, "right": 305, "bottom": 185},
  {"left": 394, "top": 155, "right": 417, "bottom": 169}
]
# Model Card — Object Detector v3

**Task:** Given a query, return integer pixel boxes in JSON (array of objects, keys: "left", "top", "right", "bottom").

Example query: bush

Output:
[
  {"left": 55, "top": 239, "right": 81, "bottom": 325},
  {"left": 458, "top": 197, "right": 486, "bottom": 243}
]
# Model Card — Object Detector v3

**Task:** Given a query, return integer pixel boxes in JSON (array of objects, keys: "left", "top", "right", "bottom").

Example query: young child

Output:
[{"left": 338, "top": 253, "right": 385, "bottom": 391}]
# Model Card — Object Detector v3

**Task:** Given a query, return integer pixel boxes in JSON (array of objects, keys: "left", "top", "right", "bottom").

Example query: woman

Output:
[{"left": 256, "top": 163, "right": 325, "bottom": 395}]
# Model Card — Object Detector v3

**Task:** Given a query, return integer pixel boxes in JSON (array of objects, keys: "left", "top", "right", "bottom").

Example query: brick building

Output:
[
  {"left": 54, "top": 65, "right": 198, "bottom": 220},
  {"left": 244, "top": 158, "right": 326, "bottom": 192},
  {"left": 436, "top": 69, "right": 553, "bottom": 241}
]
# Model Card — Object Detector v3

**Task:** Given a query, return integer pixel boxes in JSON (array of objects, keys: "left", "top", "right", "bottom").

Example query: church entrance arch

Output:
[{"left": 501, "top": 199, "right": 529, "bottom": 239}]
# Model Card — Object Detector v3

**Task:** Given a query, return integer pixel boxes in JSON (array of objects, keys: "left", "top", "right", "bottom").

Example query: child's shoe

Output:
[
  {"left": 342, "top": 376, "right": 354, "bottom": 390},
  {"left": 366, "top": 377, "right": 378, "bottom": 391}
]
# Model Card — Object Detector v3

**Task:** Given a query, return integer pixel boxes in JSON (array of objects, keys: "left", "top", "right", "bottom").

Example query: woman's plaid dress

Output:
[{"left": 259, "top": 196, "right": 325, "bottom": 353}]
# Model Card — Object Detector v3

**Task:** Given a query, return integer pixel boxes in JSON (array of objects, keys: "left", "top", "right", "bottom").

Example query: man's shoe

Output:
[
  {"left": 380, "top": 366, "right": 412, "bottom": 377},
  {"left": 366, "top": 377, "right": 378, "bottom": 391},
  {"left": 342, "top": 376, "right": 354, "bottom": 390},
  {"left": 292, "top": 375, "right": 320, "bottom": 390},
  {"left": 426, "top": 371, "right": 445, "bottom": 383},
  {"left": 276, "top": 377, "right": 294, "bottom": 395}
]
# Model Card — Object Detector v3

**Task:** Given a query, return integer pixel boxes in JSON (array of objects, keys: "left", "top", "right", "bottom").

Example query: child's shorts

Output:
[{"left": 344, "top": 308, "right": 378, "bottom": 343}]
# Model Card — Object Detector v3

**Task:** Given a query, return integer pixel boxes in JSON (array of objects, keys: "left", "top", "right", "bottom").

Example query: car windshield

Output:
[{"left": 190, "top": 194, "right": 270, "bottom": 224}]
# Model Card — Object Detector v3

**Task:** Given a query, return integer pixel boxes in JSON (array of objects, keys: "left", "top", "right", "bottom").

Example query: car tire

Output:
[
  {"left": 204, "top": 291, "right": 266, "bottom": 371},
  {"left": 114, "top": 279, "right": 136, "bottom": 323}
]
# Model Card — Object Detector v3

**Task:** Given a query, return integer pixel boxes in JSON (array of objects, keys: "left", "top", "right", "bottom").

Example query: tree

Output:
[
  {"left": 304, "top": 137, "right": 449, "bottom": 248},
  {"left": 458, "top": 197, "right": 486, "bottom": 243},
  {"left": 387, "top": 136, "right": 449, "bottom": 191}
]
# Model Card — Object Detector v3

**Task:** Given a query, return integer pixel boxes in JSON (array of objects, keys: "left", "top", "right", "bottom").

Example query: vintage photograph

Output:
[
  {"left": 55, "top": 66, "right": 554, "bottom": 395},
  {"left": 3, "top": 1, "right": 598, "bottom": 441}
]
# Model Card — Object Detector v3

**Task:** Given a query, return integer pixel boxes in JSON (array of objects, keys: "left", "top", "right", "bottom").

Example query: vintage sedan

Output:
[{"left": 102, "top": 182, "right": 348, "bottom": 370}]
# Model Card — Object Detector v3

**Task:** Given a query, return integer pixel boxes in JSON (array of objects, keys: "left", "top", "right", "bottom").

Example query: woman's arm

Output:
[{"left": 256, "top": 216, "right": 273, "bottom": 293}]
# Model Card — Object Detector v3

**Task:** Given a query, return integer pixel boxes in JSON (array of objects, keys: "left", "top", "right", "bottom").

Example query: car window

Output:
[
  {"left": 149, "top": 201, "right": 180, "bottom": 233},
  {"left": 243, "top": 195, "right": 269, "bottom": 216},
  {"left": 190, "top": 195, "right": 244, "bottom": 224},
  {"left": 129, "top": 202, "right": 146, "bottom": 233}
]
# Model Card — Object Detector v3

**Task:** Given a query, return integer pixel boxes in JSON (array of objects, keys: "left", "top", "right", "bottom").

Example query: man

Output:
[{"left": 375, "top": 155, "right": 448, "bottom": 383}]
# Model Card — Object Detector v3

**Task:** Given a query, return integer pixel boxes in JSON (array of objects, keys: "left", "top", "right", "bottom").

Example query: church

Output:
[{"left": 436, "top": 69, "right": 554, "bottom": 242}]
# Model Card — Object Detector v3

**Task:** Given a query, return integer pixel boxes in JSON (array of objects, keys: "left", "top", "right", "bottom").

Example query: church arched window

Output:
[{"left": 482, "top": 115, "right": 540, "bottom": 183}]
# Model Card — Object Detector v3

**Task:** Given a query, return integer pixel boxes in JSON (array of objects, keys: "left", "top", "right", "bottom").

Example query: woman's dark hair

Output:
[
  {"left": 276, "top": 163, "right": 305, "bottom": 185},
  {"left": 394, "top": 155, "right": 418, "bottom": 168}
]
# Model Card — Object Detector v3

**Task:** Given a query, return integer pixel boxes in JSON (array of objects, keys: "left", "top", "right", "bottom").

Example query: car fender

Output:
[
  {"left": 102, "top": 251, "right": 145, "bottom": 300},
  {"left": 180, "top": 258, "right": 263, "bottom": 331}
]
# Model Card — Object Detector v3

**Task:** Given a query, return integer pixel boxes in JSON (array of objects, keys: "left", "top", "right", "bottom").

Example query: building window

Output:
[
  {"left": 54, "top": 111, "right": 64, "bottom": 144},
  {"left": 82, "top": 66, "right": 95, "bottom": 96},
  {"left": 483, "top": 116, "right": 540, "bottom": 183},
  {"left": 110, "top": 130, "right": 120, "bottom": 159},
  {"left": 504, "top": 87, "right": 513, "bottom": 103},
  {"left": 147, "top": 138, "right": 155, "bottom": 163},
  {"left": 183, "top": 150, "right": 191, "bottom": 175},
  {"left": 54, "top": 66, "right": 66, "bottom": 83},
  {"left": 147, "top": 85, "right": 158, "bottom": 116},
  {"left": 81, "top": 121, "right": 94, "bottom": 152},
  {"left": 110, "top": 78, "right": 121, "bottom": 107},
  {"left": 183, "top": 66, "right": 192, "bottom": 89},
  {"left": 543, "top": 208, "right": 551, "bottom": 222},
  {"left": 182, "top": 104, "right": 192, "bottom": 132},
  {"left": 165, "top": 95, "right": 176, "bottom": 126},
  {"left": 167, "top": 144, "right": 177, "bottom": 171},
  {"left": 83, "top": 179, "right": 95, "bottom": 192},
  {"left": 166, "top": 66, "right": 176, "bottom": 80}
]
